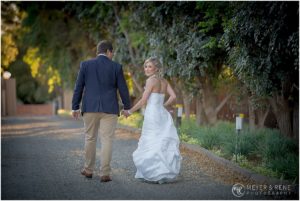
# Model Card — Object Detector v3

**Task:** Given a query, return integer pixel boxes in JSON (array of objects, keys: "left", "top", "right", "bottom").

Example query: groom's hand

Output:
[{"left": 72, "top": 111, "right": 80, "bottom": 120}]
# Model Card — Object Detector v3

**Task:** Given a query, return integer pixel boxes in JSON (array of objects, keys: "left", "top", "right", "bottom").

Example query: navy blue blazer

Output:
[{"left": 72, "top": 55, "right": 131, "bottom": 115}]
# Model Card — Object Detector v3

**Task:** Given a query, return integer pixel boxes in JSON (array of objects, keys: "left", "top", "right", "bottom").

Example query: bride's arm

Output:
[
  {"left": 164, "top": 82, "right": 176, "bottom": 107},
  {"left": 128, "top": 78, "right": 155, "bottom": 114}
]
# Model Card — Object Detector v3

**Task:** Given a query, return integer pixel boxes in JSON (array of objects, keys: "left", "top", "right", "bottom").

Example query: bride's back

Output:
[{"left": 150, "top": 76, "right": 168, "bottom": 95}]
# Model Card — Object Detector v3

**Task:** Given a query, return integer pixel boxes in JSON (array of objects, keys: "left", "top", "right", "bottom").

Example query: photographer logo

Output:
[{"left": 232, "top": 183, "right": 245, "bottom": 198}]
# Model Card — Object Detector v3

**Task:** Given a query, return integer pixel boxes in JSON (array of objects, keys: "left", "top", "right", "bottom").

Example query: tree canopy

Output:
[{"left": 1, "top": 1, "right": 298, "bottom": 137}]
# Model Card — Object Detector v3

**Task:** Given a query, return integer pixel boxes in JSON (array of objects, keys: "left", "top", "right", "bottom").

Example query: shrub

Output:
[
  {"left": 239, "top": 131, "right": 261, "bottom": 157},
  {"left": 179, "top": 118, "right": 298, "bottom": 181},
  {"left": 258, "top": 130, "right": 299, "bottom": 180},
  {"left": 267, "top": 153, "right": 299, "bottom": 181},
  {"left": 200, "top": 127, "right": 222, "bottom": 150}
]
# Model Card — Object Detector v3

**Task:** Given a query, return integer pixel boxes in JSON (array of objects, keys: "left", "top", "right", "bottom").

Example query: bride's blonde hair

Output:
[{"left": 144, "top": 57, "right": 164, "bottom": 78}]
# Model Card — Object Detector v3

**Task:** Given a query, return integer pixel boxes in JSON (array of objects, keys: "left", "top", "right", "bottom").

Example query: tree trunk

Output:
[
  {"left": 195, "top": 95, "right": 208, "bottom": 126},
  {"left": 292, "top": 102, "right": 299, "bottom": 140},
  {"left": 256, "top": 105, "right": 270, "bottom": 129},
  {"left": 183, "top": 95, "right": 191, "bottom": 121},
  {"left": 112, "top": 5, "right": 144, "bottom": 96},
  {"left": 202, "top": 80, "right": 218, "bottom": 124},
  {"left": 268, "top": 94, "right": 293, "bottom": 137},
  {"left": 248, "top": 97, "right": 256, "bottom": 130},
  {"left": 175, "top": 79, "right": 191, "bottom": 120},
  {"left": 112, "top": 5, "right": 137, "bottom": 66},
  {"left": 60, "top": 86, "right": 64, "bottom": 109},
  {"left": 196, "top": 77, "right": 232, "bottom": 125}
]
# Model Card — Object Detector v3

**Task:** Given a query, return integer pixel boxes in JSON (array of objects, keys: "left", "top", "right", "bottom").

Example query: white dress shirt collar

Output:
[{"left": 98, "top": 53, "right": 108, "bottom": 57}]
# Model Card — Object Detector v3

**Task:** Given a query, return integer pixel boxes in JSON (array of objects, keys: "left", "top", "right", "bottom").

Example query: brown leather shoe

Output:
[
  {"left": 100, "top": 176, "right": 112, "bottom": 182},
  {"left": 81, "top": 169, "right": 92, "bottom": 178}
]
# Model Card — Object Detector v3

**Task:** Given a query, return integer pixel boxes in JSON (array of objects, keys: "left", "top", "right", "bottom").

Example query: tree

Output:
[
  {"left": 1, "top": 2, "right": 25, "bottom": 70},
  {"left": 20, "top": 2, "right": 96, "bottom": 89},
  {"left": 133, "top": 2, "right": 234, "bottom": 125},
  {"left": 223, "top": 2, "right": 299, "bottom": 138},
  {"left": 2, "top": 2, "right": 53, "bottom": 103},
  {"left": 66, "top": 2, "right": 149, "bottom": 100},
  {"left": 8, "top": 2, "right": 97, "bottom": 104}
]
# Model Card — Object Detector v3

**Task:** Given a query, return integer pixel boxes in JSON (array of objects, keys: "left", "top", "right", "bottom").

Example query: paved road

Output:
[{"left": 1, "top": 116, "right": 293, "bottom": 199}]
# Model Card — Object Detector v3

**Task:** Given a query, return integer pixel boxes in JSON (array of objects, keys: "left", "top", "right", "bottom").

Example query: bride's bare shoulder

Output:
[{"left": 146, "top": 76, "right": 159, "bottom": 85}]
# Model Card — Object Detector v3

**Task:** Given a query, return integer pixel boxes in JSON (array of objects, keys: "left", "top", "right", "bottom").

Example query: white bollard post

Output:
[
  {"left": 176, "top": 104, "right": 183, "bottom": 129},
  {"left": 235, "top": 114, "right": 244, "bottom": 162}
]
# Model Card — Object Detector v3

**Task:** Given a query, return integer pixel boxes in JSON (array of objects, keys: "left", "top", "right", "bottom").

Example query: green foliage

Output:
[
  {"left": 3, "top": 2, "right": 298, "bottom": 138},
  {"left": 118, "top": 112, "right": 144, "bottom": 129},
  {"left": 179, "top": 131, "right": 199, "bottom": 145},
  {"left": 1, "top": 2, "right": 25, "bottom": 70},
  {"left": 9, "top": 57, "right": 52, "bottom": 104},
  {"left": 267, "top": 153, "right": 299, "bottom": 180},
  {"left": 260, "top": 131, "right": 299, "bottom": 179},
  {"left": 1, "top": 33, "right": 19, "bottom": 69},
  {"left": 179, "top": 118, "right": 299, "bottom": 181},
  {"left": 221, "top": 2, "right": 299, "bottom": 137},
  {"left": 232, "top": 154, "right": 280, "bottom": 179},
  {"left": 19, "top": 2, "right": 96, "bottom": 90},
  {"left": 119, "top": 113, "right": 298, "bottom": 180},
  {"left": 196, "top": 2, "right": 232, "bottom": 35},
  {"left": 200, "top": 128, "right": 221, "bottom": 150},
  {"left": 129, "top": 2, "right": 232, "bottom": 103},
  {"left": 235, "top": 129, "right": 264, "bottom": 158},
  {"left": 178, "top": 118, "right": 201, "bottom": 144},
  {"left": 223, "top": 2, "right": 299, "bottom": 97},
  {"left": 2, "top": 2, "right": 103, "bottom": 103}
]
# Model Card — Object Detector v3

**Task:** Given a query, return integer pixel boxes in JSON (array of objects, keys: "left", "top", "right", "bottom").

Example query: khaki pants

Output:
[{"left": 82, "top": 113, "right": 118, "bottom": 176}]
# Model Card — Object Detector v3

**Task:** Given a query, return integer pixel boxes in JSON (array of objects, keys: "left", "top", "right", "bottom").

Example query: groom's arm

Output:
[
  {"left": 72, "top": 62, "right": 85, "bottom": 111},
  {"left": 116, "top": 65, "right": 131, "bottom": 110}
]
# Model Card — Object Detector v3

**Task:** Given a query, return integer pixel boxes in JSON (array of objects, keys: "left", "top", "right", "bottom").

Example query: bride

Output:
[{"left": 123, "top": 57, "right": 182, "bottom": 183}]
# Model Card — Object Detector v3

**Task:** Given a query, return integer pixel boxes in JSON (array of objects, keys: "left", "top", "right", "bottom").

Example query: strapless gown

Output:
[{"left": 132, "top": 93, "right": 182, "bottom": 182}]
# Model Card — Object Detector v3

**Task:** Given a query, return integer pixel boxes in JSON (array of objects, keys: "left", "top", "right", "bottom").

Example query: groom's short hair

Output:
[{"left": 97, "top": 40, "right": 113, "bottom": 54}]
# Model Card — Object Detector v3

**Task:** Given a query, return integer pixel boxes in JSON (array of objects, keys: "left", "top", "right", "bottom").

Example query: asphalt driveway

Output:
[{"left": 1, "top": 116, "right": 295, "bottom": 200}]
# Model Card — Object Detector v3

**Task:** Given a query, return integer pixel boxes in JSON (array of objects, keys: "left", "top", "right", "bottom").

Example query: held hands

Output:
[{"left": 121, "top": 110, "right": 131, "bottom": 118}]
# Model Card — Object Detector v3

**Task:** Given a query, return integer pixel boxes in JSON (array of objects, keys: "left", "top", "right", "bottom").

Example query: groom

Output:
[{"left": 72, "top": 40, "right": 131, "bottom": 182}]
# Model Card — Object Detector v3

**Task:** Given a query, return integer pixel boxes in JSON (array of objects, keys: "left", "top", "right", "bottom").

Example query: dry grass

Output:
[{"left": 180, "top": 146, "right": 255, "bottom": 185}]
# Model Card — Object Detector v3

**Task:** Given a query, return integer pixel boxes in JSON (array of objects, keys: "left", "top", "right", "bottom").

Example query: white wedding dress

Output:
[{"left": 132, "top": 93, "right": 182, "bottom": 182}]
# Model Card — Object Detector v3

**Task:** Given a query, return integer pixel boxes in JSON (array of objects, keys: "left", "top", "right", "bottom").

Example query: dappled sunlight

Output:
[
  {"left": 115, "top": 129, "right": 140, "bottom": 140},
  {"left": 46, "top": 66, "right": 61, "bottom": 93},
  {"left": 1, "top": 34, "right": 19, "bottom": 68},
  {"left": 2, "top": 121, "right": 60, "bottom": 130},
  {"left": 112, "top": 167, "right": 131, "bottom": 175},
  {"left": 53, "top": 128, "right": 83, "bottom": 140},
  {"left": 23, "top": 47, "right": 41, "bottom": 78},
  {"left": 70, "top": 149, "right": 84, "bottom": 157},
  {"left": 1, "top": 121, "right": 83, "bottom": 138},
  {"left": 1, "top": 122, "right": 60, "bottom": 137}
]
